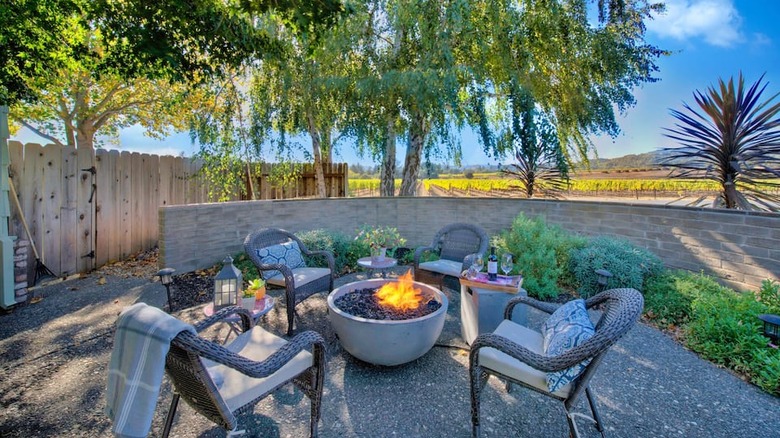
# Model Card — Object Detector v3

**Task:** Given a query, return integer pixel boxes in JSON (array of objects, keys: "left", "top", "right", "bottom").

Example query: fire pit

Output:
[{"left": 327, "top": 272, "right": 448, "bottom": 366}]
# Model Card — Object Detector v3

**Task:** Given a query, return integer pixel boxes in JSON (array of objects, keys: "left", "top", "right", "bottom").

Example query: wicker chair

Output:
[
  {"left": 469, "top": 288, "right": 644, "bottom": 438},
  {"left": 244, "top": 228, "right": 335, "bottom": 336},
  {"left": 413, "top": 223, "right": 489, "bottom": 289},
  {"left": 163, "top": 306, "right": 326, "bottom": 437}
]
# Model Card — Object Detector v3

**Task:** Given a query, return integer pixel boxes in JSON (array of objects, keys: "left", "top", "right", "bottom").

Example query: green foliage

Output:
[
  {"left": 496, "top": 213, "right": 586, "bottom": 300},
  {"left": 685, "top": 285, "right": 780, "bottom": 395},
  {"left": 642, "top": 270, "right": 723, "bottom": 327},
  {"left": 354, "top": 225, "right": 406, "bottom": 250},
  {"left": 757, "top": 279, "right": 780, "bottom": 314},
  {"left": 659, "top": 73, "right": 780, "bottom": 212},
  {"left": 570, "top": 236, "right": 663, "bottom": 297},
  {"left": 233, "top": 252, "right": 261, "bottom": 282},
  {"left": 295, "top": 229, "right": 366, "bottom": 276}
]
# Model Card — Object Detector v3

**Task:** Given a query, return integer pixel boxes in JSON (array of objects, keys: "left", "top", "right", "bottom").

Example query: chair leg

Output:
[
  {"left": 586, "top": 387, "right": 606, "bottom": 437},
  {"left": 161, "top": 393, "right": 180, "bottom": 438},
  {"left": 470, "top": 365, "right": 488, "bottom": 438},
  {"left": 286, "top": 292, "right": 296, "bottom": 337}
]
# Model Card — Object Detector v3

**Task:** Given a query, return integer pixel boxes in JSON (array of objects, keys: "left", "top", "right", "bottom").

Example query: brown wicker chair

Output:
[
  {"left": 413, "top": 223, "right": 489, "bottom": 289},
  {"left": 163, "top": 306, "right": 326, "bottom": 437},
  {"left": 244, "top": 228, "right": 335, "bottom": 336},
  {"left": 469, "top": 288, "right": 644, "bottom": 438}
]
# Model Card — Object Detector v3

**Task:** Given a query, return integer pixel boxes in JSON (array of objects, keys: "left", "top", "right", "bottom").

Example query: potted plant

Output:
[
  {"left": 355, "top": 225, "right": 406, "bottom": 261},
  {"left": 242, "top": 278, "right": 266, "bottom": 310}
]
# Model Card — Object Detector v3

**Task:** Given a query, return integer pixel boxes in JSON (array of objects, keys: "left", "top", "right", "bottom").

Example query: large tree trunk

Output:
[
  {"left": 75, "top": 125, "right": 95, "bottom": 150},
  {"left": 307, "top": 111, "right": 327, "bottom": 198},
  {"left": 400, "top": 111, "right": 428, "bottom": 196},
  {"left": 380, "top": 115, "right": 396, "bottom": 197}
]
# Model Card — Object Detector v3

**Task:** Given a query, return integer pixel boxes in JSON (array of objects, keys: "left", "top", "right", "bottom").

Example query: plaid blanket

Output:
[{"left": 104, "top": 303, "right": 195, "bottom": 438}]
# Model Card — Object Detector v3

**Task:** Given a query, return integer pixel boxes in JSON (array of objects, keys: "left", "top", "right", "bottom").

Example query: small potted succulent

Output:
[
  {"left": 355, "top": 225, "right": 407, "bottom": 261},
  {"left": 242, "top": 278, "right": 266, "bottom": 310}
]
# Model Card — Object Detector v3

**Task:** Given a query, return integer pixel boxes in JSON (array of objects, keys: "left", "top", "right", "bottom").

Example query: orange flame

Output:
[{"left": 375, "top": 271, "right": 423, "bottom": 311}]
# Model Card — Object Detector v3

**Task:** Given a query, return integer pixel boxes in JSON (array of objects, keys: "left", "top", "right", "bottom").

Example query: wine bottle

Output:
[{"left": 487, "top": 246, "right": 498, "bottom": 281}]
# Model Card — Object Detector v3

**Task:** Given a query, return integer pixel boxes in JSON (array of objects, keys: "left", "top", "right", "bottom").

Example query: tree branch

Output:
[{"left": 20, "top": 121, "right": 65, "bottom": 147}]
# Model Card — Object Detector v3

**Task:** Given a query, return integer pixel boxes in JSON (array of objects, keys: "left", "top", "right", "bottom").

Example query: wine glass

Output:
[
  {"left": 501, "top": 253, "right": 513, "bottom": 277},
  {"left": 473, "top": 254, "right": 485, "bottom": 273}
]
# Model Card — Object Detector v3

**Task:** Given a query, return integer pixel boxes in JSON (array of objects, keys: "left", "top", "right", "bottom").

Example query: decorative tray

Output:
[{"left": 460, "top": 271, "right": 524, "bottom": 293}]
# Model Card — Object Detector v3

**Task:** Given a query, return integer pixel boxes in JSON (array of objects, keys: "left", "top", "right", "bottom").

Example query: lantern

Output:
[
  {"left": 758, "top": 314, "right": 780, "bottom": 346},
  {"left": 214, "top": 255, "right": 242, "bottom": 310},
  {"left": 156, "top": 267, "right": 176, "bottom": 312},
  {"left": 595, "top": 269, "right": 613, "bottom": 293}
]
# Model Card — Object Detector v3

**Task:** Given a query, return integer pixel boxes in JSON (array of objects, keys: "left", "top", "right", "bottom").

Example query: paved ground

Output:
[{"left": 1, "top": 269, "right": 778, "bottom": 437}]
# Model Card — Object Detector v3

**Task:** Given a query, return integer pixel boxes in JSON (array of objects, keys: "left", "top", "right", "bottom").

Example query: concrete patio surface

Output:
[{"left": 1, "top": 268, "right": 778, "bottom": 437}]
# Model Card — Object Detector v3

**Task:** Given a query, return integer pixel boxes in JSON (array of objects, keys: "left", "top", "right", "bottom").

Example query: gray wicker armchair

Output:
[
  {"left": 244, "top": 228, "right": 335, "bottom": 336},
  {"left": 163, "top": 306, "right": 326, "bottom": 437},
  {"left": 469, "top": 288, "right": 644, "bottom": 438},
  {"left": 413, "top": 223, "right": 489, "bottom": 289}
]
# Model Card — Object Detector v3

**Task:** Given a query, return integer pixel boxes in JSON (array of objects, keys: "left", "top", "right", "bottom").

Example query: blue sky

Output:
[{"left": 13, "top": 0, "right": 780, "bottom": 166}]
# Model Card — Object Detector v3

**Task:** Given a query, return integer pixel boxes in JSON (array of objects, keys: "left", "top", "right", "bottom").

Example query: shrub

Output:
[
  {"left": 496, "top": 213, "right": 586, "bottom": 300},
  {"left": 757, "top": 279, "right": 780, "bottom": 314},
  {"left": 643, "top": 270, "right": 726, "bottom": 328},
  {"left": 569, "top": 236, "right": 663, "bottom": 297},
  {"left": 685, "top": 284, "right": 780, "bottom": 395},
  {"left": 296, "top": 229, "right": 362, "bottom": 276}
]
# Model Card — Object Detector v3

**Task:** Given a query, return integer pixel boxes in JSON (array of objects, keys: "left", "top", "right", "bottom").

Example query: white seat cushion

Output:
[
  {"left": 204, "top": 326, "right": 313, "bottom": 412},
  {"left": 479, "top": 320, "right": 572, "bottom": 398},
  {"left": 266, "top": 267, "right": 331, "bottom": 288},
  {"left": 418, "top": 259, "right": 462, "bottom": 277}
]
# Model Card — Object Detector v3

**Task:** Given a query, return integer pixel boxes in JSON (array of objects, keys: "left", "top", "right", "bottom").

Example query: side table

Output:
[
  {"left": 203, "top": 296, "right": 275, "bottom": 344},
  {"left": 460, "top": 274, "right": 527, "bottom": 345},
  {"left": 357, "top": 256, "right": 397, "bottom": 278}
]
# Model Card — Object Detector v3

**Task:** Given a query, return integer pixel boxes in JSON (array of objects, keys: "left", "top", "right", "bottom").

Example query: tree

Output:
[
  {"left": 469, "top": 0, "right": 667, "bottom": 163},
  {"left": 9, "top": 25, "right": 189, "bottom": 150},
  {"left": 501, "top": 87, "right": 569, "bottom": 198},
  {"left": 659, "top": 73, "right": 780, "bottom": 212}
]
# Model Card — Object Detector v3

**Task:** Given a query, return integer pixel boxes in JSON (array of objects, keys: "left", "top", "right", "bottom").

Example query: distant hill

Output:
[{"left": 580, "top": 151, "right": 662, "bottom": 170}]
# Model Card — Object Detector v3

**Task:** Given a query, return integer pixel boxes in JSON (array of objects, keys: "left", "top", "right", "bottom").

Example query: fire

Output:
[{"left": 375, "top": 271, "right": 423, "bottom": 312}]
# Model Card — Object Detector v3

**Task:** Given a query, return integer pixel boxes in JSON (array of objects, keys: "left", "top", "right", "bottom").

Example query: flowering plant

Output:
[{"left": 354, "top": 225, "right": 406, "bottom": 250}]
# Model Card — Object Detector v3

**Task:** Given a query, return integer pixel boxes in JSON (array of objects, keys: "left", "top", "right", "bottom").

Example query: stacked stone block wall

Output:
[
  {"left": 159, "top": 198, "right": 779, "bottom": 292},
  {"left": 14, "top": 239, "right": 28, "bottom": 303}
]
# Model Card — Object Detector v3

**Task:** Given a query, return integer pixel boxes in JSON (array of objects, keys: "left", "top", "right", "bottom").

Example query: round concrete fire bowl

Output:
[{"left": 327, "top": 278, "right": 449, "bottom": 366}]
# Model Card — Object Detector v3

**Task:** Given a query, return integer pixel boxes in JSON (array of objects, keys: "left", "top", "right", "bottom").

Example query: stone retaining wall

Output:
[{"left": 159, "top": 198, "right": 780, "bottom": 292}]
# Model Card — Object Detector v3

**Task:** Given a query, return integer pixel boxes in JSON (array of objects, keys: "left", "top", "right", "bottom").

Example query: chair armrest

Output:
[
  {"left": 413, "top": 246, "right": 438, "bottom": 267},
  {"left": 304, "top": 249, "right": 336, "bottom": 275},
  {"left": 194, "top": 306, "right": 254, "bottom": 333},
  {"left": 183, "top": 330, "right": 326, "bottom": 379},
  {"left": 471, "top": 332, "right": 597, "bottom": 373},
  {"left": 504, "top": 295, "right": 560, "bottom": 320}
]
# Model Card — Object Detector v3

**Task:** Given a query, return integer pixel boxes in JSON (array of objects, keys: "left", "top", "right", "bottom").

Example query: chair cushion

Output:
[
  {"left": 417, "top": 259, "right": 462, "bottom": 277},
  {"left": 256, "top": 241, "right": 306, "bottom": 280},
  {"left": 479, "top": 320, "right": 573, "bottom": 398},
  {"left": 265, "top": 267, "right": 331, "bottom": 288},
  {"left": 540, "top": 299, "right": 595, "bottom": 393},
  {"left": 203, "top": 326, "right": 313, "bottom": 412}
]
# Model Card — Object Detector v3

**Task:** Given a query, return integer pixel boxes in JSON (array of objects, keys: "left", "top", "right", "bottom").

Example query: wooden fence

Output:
[{"left": 8, "top": 141, "right": 348, "bottom": 282}]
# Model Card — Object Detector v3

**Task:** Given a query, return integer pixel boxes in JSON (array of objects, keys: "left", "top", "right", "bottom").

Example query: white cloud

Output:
[{"left": 647, "top": 0, "right": 744, "bottom": 47}]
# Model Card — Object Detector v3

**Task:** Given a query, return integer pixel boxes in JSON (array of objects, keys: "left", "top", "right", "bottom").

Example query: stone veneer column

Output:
[{"left": 13, "top": 238, "right": 27, "bottom": 303}]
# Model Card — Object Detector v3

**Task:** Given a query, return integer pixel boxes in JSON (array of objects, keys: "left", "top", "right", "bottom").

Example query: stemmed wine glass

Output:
[
  {"left": 501, "top": 253, "right": 513, "bottom": 277},
  {"left": 473, "top": 254, "right": 485, "bottom": 273}
]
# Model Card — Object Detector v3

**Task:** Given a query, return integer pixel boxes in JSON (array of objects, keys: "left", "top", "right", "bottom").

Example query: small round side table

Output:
[
  {"left": 203, "top": 296, "right": 274, "bottom": 343},
  {"left": 357, "top": 256, "right": 398, "bottom": 278}
]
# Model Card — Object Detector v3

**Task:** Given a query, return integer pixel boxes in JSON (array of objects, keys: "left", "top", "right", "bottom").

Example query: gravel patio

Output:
[{"left": 1, "top": 265, "right": 778, "bottom": 437}]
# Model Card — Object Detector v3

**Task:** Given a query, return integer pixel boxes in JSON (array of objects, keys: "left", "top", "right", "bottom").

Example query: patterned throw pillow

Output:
[
  {"left": 540, "top": 299, "right": 596, "bottom": 393},
  {"left": 255, "top": 241, "right": 306, "bottom": 280}
]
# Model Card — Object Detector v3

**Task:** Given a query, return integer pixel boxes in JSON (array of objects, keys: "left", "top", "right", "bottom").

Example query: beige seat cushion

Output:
[
  {"left": 266, "top": 267, "right": 331, "bottom": 288},
  {"left": 479, "top": 320, "right": 572, "bottom": 398},
  {"left": 418, "top": 259, "right": 462, "bottom": 277},
  {"left": 204, "top": 326, "right": 313, "bottom": 412}
]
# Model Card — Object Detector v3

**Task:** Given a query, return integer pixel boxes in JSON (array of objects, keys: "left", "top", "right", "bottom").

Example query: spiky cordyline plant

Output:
[{"left": 659, "top": 73, "right": 780, "bottom": 212}]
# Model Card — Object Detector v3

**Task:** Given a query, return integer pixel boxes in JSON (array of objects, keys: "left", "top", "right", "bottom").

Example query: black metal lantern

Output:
[
  {"left": 156, "top": 267, "right": 176, "bottom": 312},
  {"left": 595, "top": 269, "right": 613, "bottom": 293},
  {"left": 758, "top": 314, "right": 780, "bottom": 345},
  {"left": 214, "top": 256, "right": 242, "bottom": 310}
]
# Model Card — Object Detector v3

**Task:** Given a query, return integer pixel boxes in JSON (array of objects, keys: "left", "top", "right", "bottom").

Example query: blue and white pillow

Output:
[
  {"left": 255, "top": 241, "right": 306, "bottom": 280},
  {"left": 540, "top": 299, "right": 595, "bottom": 392}
]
